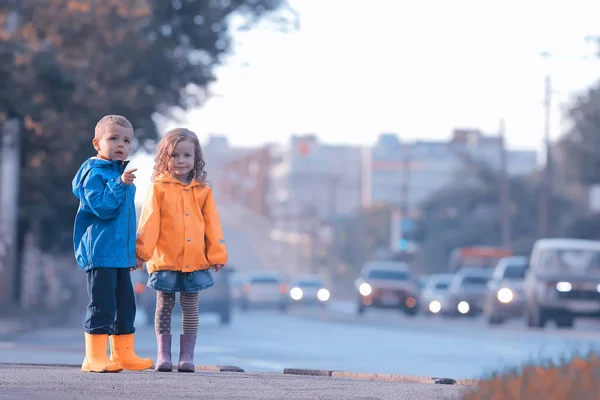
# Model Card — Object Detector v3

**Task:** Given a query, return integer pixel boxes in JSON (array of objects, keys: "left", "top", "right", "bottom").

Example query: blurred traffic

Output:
[{"left": 135, "top": 233, "right": 600, "bottom": 336}]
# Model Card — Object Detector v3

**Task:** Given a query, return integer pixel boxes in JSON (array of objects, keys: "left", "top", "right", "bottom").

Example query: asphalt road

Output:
[{"left": 1, "top": 303, "right": 600, "bottom": 381}]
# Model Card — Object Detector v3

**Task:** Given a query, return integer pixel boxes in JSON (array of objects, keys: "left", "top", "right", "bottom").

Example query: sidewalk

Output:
[
  {"left": 0, "top": 364, "right": 469, "bottom": 400},
  {"left": 0, "top": 312, "right": 37, "bottom": 338},
  {"left": 0, "top": 309, "right": 65, "bottom": 339},
  {"left": 0, "top": 317, "right": 32, "bottom": 337}
]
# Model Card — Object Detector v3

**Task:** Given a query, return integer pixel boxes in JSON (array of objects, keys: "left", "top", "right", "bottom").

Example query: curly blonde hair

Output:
[{"left": 152, "top": 128, "right": 207, "bottom": 185}]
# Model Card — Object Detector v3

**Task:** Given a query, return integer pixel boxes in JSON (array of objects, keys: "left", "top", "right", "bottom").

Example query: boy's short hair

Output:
[{"left": 94, "top": 115, "right": 133, "bottom": 138}]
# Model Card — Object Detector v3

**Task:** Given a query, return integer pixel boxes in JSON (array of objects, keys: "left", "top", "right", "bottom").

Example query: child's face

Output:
[
  {"left": 93, "top": 124, "right": 133, "bottom": 161},
  {"left": 168, "top": 139, "right": 195, "bottom": 181}
]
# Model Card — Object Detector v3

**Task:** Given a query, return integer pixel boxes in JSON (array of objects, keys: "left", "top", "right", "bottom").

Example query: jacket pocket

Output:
[{"left": 86, "top": 225, "right": 93, "bottom": 266}]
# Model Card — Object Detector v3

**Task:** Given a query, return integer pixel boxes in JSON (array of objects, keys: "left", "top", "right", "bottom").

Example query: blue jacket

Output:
[{"left": 72, "top": 157, "right": 137, "bottom": 271}]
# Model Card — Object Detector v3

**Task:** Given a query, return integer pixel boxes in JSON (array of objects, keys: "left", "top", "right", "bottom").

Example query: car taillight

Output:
[
  {"left": 279, "top": 283, "right": 288, "bottom": 294},
  {"left": 134, "top": 283, "right": 145, "bottom": 294},
  {"left": 243, "top": 283, "right": 251, "bottom": 294}
]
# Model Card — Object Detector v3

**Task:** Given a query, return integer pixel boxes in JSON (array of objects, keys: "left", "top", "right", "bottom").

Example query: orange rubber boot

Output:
[
  {"left": 81, "top": 333, "right": 123, "bottom": 373},
  {"left": 109, "top": 333, "right": 154, "bottom": 371}
]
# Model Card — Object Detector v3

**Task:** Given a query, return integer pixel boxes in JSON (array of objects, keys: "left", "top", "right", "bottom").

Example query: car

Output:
[
  {"left": 415, "top": 276, "right": 428, "bottom": 293},
  {"left": 354, "top": 260, "right": 419, "bottom": 315},
  {"left": 444, "top": 268, "right": 493, "bottom": 316},
  {"left": 133, "top": 265, "right": 234, "bottom": 326},
  {"left": 234, "top": 271, "right": 288, "bottom": 312},
  {"left": 483, "top": 256, "right": 527, "bottom": 325},
  {"left": 287, "top": 275, "right": 331, "bottom": 306},
  {"left": 420, "top": 274, "right": 453, "bottom": 316},
  {"left": 524, "top": 238, "right": 600, "bottom": 329}
]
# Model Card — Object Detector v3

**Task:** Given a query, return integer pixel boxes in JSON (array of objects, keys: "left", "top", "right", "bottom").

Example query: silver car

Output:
[
  {"left": 444, "top": 268, "right": 493, "bottom": 316},
  {"left": 287, "top": 275, "right": 331, "bottom": 307},
  {"left": 483, "top": 256, "right": 527, "bottom": 324},
  {"left": 133, "top": 265, "right": 234, "bottom": 326},
  {"left": 234, "top": 271, "right": 289, "bottom": 312},
  {"left": 355, "top": 261, "right": 420, "bottom": 316},
  {"left": 420, "top": 274, "right": 453, "bottom": 316}
]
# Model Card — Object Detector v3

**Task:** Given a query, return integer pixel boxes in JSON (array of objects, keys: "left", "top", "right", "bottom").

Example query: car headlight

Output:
[
  {"left": 317, "top": 288, "right": 330, "bottom": 302},
  {"left": 359, "top": 283, "right": 372, "bottom": 296},
  {"left": 429, "top": 300, "right": 441, "bottom": 313},
  {"left": 556, "top": 281, "right": 572, "bottom": 292},
  {"left": 458, "top": 301, "right": 470, "bottom": 314},
  {"left": 290, "top": 287, "right": 303, "bottom": 300},
  {"left": 497, "top": 288, "right": 514, "bottom": 304}
]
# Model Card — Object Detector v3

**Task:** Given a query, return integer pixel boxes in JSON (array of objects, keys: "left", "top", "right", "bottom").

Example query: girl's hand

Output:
[
  {"left": 213, "top": 264, "right": 224, "bottom": 272},
  {"left": 134, "top": 256, "right": 144, "bottom": 271}
]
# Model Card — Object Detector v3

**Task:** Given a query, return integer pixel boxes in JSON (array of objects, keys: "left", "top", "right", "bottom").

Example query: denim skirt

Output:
[{"left": 147, "top": 269, "right": 215, "bottom": 294}]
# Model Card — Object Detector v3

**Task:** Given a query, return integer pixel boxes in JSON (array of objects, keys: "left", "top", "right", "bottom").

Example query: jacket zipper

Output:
[
  {"left": 87, "top": 227, "right": 93, "bottom": 267},
  {"left": 122, "top": 162, "right": 132, "bottom": 268},
  {"left": 126, "top": 190, "right": 131, "bottom": 267}
]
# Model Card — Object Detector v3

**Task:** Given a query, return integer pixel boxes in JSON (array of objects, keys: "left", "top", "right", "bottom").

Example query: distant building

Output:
[
  {"left": 203, "top": 135, "right": 253, "bottom": 188},
  {"left": 217, "top": 146, "right": 272, "bottom": 218},
  {"left": 362, "top": 129, "right": 539, "bottom": 210},
  {"left": 267, "top": 134, "right": 363, "bottom": 235}
]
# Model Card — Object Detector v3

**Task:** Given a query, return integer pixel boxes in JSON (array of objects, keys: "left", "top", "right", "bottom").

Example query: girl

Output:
[{"left": 136, "top": 128, "right": 228, "bottom": 372}]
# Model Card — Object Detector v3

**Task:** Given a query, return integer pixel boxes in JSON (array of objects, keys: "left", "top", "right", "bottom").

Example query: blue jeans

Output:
[{"left": 84, "top": 267, "right": 136, "bottom": 335}]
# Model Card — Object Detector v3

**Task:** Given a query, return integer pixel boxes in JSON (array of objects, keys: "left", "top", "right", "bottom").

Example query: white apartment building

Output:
[{"left": 268, "top": 135, "right": 363, "bottom": 234}]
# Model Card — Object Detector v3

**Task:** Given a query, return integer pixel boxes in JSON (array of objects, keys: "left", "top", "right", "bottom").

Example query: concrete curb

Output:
[
  {"left": 0, "top": 363, "right": 244, "bottom": 373},
  {"left": 283, "top": 368, "right": 333, "bottom": 377},
  {"left": 283, "top": 368, "right": 478, "bottom": 386},
  {"left": 1, "top": 363, "right": 81, "bottom": 369},
  {"left": 195, "top": 365, "right": 245, "bottom": 373}
]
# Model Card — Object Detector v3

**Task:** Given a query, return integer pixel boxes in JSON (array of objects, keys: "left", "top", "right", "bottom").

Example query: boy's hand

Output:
[
  {"left": 121, "top": 168, "right": 137, "bottom": 185},
  {"left": 213, "top": 264, "right": 224, "bottom": 272},
  {"left": 133, "top": 256, "right": 144, "bottom": 271}
]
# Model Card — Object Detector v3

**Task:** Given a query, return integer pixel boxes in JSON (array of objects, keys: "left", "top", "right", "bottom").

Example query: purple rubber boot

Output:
[
  {"left": 177, "top": 334, "right": 197, "bottom": 372},
  {"left": 155, "top": 334, "right": 172, "bottom": 372}
]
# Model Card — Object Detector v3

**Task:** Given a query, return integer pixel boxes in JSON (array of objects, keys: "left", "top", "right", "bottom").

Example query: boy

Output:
[{"left": 72, "top": 114, "right": 153, "bottom": 373}]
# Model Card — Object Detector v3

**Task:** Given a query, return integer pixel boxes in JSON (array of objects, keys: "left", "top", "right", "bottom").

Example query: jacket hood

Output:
[
  {"left": 72, "top": 157, "right": 129, "bottom": 199},
  {"left": 154, "top": 173, "right": 201, "bottom": 187}
]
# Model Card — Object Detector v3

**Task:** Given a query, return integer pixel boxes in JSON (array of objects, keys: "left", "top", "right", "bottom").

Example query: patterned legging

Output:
[{"left": 155, "top": 292, "right": 199, "bottom": 335}]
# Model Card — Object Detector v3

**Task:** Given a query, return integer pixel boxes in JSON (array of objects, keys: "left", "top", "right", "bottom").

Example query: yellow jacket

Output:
[{"left": 136, "top": 174, "right": 228, "bottom": 274}]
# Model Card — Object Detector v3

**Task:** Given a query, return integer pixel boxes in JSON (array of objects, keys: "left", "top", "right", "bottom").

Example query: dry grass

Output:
[{"left": 463, "top": 352, "right": 600, "bottom": 400}]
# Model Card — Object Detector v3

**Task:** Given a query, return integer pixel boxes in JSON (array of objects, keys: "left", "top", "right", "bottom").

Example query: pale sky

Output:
[{"left": 158, "top": 0, "right": 600, "bottom": 152}]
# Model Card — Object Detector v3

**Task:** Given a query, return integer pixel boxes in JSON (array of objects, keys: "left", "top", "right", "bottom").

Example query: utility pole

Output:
[
  {"left": 498, "top": 119, "right": 511, "bottom": 248},
  {"left": 538, "top": 74, "right": 552, "bottom": 238},
  {"left": 0, "top": 118, "right": 22, "bottom": 307},
  {"left": 0, "top": 0, "right": 22, "bottom": 310},
  {"left": 326, "top": 174, "right": 339, "bottom": 219},
  {"left": 400, "top": 143, "right": 411, "bottom": 234},
  {"left": 393, "top": 142, "right": 412, "bottom": 253}
]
